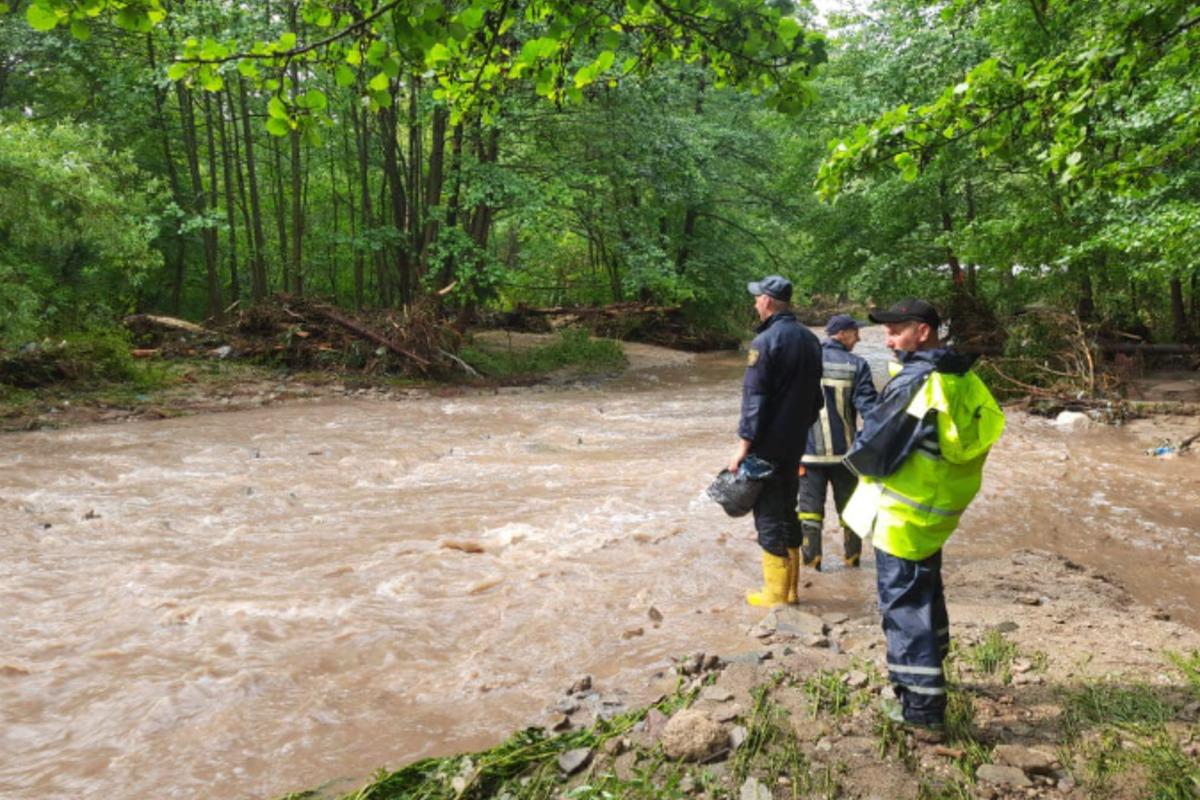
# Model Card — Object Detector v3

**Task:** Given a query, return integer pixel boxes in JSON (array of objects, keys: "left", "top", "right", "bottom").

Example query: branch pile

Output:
[
  {"left": 487, "top": 302, "right": 738, "bottom": 351},
  {"left": 126, "top": 295, "right": 466, "bottom": 377}
]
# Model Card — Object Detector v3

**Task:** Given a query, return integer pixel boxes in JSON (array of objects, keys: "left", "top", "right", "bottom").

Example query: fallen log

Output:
[
  {"left": 304, "top": 303, "right": 431, "bottom": 369},
  {"left": 124, "top": 314, "right": 212, "bottom": 336}
]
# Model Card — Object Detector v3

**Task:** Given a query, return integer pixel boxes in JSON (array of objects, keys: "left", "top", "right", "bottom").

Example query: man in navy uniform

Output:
[
  {"left": 797, "top": 314, "right": 878, "bottom": 573},
  {"left": 729, "top": 275, "right": 823, "bottom": 607}
]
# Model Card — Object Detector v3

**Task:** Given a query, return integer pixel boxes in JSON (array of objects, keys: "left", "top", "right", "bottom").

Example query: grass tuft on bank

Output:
[{"left": 460, "top": 329, "right": 626, "bottom": 380}]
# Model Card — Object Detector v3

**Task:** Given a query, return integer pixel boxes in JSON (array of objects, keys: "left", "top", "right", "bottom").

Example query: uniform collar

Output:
[
  {"left": 823, "top": 339, "right": 849, "bottom": 352},
  {"left": 755, "top": 310, "right": 795, "bottom": 334}
]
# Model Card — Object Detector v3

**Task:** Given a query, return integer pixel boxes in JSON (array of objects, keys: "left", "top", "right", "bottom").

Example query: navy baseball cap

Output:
[
  {"left": 868, "top": 298, "right": 940, "bottom": 329},
  {"left": 746, "top": 275, "right": 793, "bottom": 302},
  {"left": 825, "top": 314, "right": 863, "bottom": 335}
]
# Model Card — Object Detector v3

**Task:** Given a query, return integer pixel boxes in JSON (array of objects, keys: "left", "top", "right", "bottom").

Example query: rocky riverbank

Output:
[{"left": 297, "top": 549, "right": 1200, "bottom": 800}]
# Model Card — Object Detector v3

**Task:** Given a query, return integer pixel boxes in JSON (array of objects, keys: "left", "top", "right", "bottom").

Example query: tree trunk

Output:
[
  {"left": 420, "top": 105, "right": 448, "bottom": 277},
  {"left": 379, "top": 100, "right": 410, "bottom": 304},
  {"left": 147, "top": 35, "right": 188, "bottom": 314},
  {"left": 270, "top": 135, "right": 290, "bottom": 290},
  {"left": 217, "top": 89, "right": 241, "bottom": 305},
  {"left": 1170, "top": 274, "right": 1187, "bottom": 342},
  {"left": 177, "top": 82, "right": 222, "bottom": 322},
  {"left": 938, "top": 178, "right": 963, "bottom": 288},
  {"left": 964, "top": 179, "right": 978, "bottom": 296},
  {"left": 201, "top": 91, "right": 225, "bottom": 322},
  {"left": 237, "top": 76, "right": 269, "bottom": 302},
  {"left": 350, "top": 96, "right": 373, "bottom": 308}
]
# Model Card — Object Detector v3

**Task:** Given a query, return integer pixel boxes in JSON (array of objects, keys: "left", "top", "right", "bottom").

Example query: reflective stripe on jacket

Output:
[
  {"left": 803, "top": 340, "right": 878, "bottom": 465},
  {"left": 842, "top": 350, "right": 1005, "bottom": 561}
]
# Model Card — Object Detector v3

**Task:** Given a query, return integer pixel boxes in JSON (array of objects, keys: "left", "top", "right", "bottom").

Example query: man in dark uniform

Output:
[
  {"left": 797, "top": 314, "right": 878, "bottom": 573},
  {"left": 728, "top": 275, "right": 823, "bottom": 607}
]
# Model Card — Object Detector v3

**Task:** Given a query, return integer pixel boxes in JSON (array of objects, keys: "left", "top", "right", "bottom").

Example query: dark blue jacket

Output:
[
  {"left": 737, "top": 312, "right": 823, "bottom": 465},
  {"left": 844, "top": 348, "right": 976, "bottom": 479},
  {"left": 803, "top": 340, "right": 878, "bottom": 464}
]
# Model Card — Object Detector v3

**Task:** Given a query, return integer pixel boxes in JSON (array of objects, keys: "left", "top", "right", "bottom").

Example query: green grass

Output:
[
  {"left": 1063, "top": 682, "right": 1174, "bottom": 733},
  {"left": 460, "top": 329, "right": 626, "bottom": 379},
  {"left": 1167, "top": 650, "right": 1200, "bottom": 701},
  {"left": 960, "top": 630, "right": 1019, "bottom": 682}
]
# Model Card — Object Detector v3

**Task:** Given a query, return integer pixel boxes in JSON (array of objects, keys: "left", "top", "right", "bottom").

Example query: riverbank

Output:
[
  {"left": 293, "top": 549, "right": 1200, "bottom": 800},
  {"left": 0, "top": 329, "right": 633, "bottom": 433}
]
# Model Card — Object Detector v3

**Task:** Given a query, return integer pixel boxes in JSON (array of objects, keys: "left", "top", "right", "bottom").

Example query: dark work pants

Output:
[
  {"left": 752, "top": 464, "right": 801, "bottom": 558},
  {"left": 797, "top": 462, "right": 861, "bottom": 566},
  {"left": 875, "top": 546, "right": 949, "bottom": 726}
]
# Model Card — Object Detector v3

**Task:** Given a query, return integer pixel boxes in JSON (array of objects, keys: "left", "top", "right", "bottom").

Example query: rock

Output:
[
  {"left": 558, "top": 747, "right": 592, "bottom": 775},
  {"left": 714, "top": 704, "right": 743, "bottom": 723},
  {"left": 569, "top": 675, "right": 592, "bottom": 694},
  {"left": 678, "top": 774, "right": 696, "bottom": 794},
  {"left": 994, "top": 744, "right": 1056, "bottom": 774},
  {"left": 622, "top": 627, "right": 644, "bottom": 639},
  {"left": 661, "top": 710, "right": 729, "bottom": 762},
  {"left": 1015, "top": 594, "right": 1042, "bottom": 606},
  {"left": 700, "top": 686, "right": 734, "bottom": 703},
  {"left": 823, "top": 611, "right": 850, "bottom": 625},
  {"left": 1152, "top": 608, "right": 1171, "bottom": 621},
  {"left": 774, "top": 607, "right": 827, "bottom": 638},
  {"left": 1057, "top": 777, "right": 1076, "bottom": 792},
  {"left": 976, "top": 764, "right": 1033, "bottom": 788},
  {"left": 993, "top": 621, "right": 1019, "bottom": 634},
  {"left": 643, "top": 708, "right": 670, "bottom": 741},
  {"left": 550, "top": 714, "right": 572, "bottom": 731},
  {"left": 802, "top": 635, "right": 830, "bottom": 648},
  {"left": 739, "top": 777, "right": 773, "bottom": 800},
  {"left": 648, "top": 606, "right": 664, "bottom": 623},
  {"left": 843, "top": 670, "right": 869, "bottom": 689},
  {"left": 1053, "top": 411, "right": 1091, "bottom": 430},
  {"left": 677, "top": 652, "right": 705, "bottom": 675},
  {"left": 729, "top": 725, "right": 748, "bottom": 750},
  {"left": 1011, "top": 658, "right": 1033, "bottom": 674},
  {"left": 703, "top": 653, "right": 722, "bottom": 671},
  {"left": 601, "top": 737, "right": 625, "bottom": 756}
]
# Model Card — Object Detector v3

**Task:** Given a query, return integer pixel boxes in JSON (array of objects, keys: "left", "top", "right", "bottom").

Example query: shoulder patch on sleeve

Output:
[{"left": 747, "top": 348, "right": 760, "bottom": 366}]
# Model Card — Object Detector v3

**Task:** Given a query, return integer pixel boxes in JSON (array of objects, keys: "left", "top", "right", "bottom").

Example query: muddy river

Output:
[{"left": 2, "top": 329, "right": 1198, "bottom": 799}]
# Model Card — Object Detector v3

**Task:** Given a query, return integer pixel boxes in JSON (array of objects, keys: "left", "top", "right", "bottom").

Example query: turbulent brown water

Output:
[{"left": 2, "top": 330, "right": 1198, "bottom": 799}]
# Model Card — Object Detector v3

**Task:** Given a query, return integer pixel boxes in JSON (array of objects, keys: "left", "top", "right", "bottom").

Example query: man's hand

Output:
[{"left": 728, "top": 439, "right": 752, "bottom": 474}]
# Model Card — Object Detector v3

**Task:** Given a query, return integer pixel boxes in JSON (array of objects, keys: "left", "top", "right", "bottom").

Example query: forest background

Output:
[{"left": 1, "top": 0, "right": 1198, "bottom": 368}]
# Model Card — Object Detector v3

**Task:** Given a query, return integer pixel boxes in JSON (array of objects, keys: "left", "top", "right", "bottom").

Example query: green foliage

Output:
[
  {"left": 960, "top": 630, "right": 1019, "bottom": 682},
  {"left": 0, "top": 120, "right": 163, "bottom": 345},
  {"left": 460, "top": 329, "right": 625, "bottom": 379},
  {"left": 1166, "top": 650, "right": 1200, "bottom": 701},
  {"left": 1063, "top": 682, "right": 1174, "bottom": 734}
]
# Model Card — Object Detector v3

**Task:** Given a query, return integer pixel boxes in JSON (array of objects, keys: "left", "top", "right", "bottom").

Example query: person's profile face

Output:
[
  {"left": 834, "top": 327, "right": 861, "bottom": 350},
  {"left": 883, "top": 321, "right": 929, "bottom": 353}
]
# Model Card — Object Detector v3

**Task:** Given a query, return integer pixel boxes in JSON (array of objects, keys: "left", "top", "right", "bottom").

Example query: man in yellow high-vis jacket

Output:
[{"left": 842, "top": 299, "right": 1005, "bottom": 733}]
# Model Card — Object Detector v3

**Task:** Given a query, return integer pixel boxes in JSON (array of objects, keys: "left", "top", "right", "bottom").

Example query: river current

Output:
[{"left": 2, "top": 329, "right": 1198, "bottom": 798}]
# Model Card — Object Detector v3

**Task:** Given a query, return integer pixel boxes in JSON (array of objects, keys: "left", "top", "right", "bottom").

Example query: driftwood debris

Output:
[
  {"left": 493, "top": 302, "right": 737, "bottom": 351},
  {"left": 305, "top": 303, "right": 431, "bottom": 369},
  {"left": 124, "top": 314, "right": 213, "bottom": 337}
]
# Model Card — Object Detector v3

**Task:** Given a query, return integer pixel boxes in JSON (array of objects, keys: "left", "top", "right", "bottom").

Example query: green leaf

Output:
[
  {"left": 237, "top": 60, "right": 259, "bottom": 78},
  {"left": 0, "top": 3, "right": 11, "bottom": 14},
  {"left": 167, "top": 62, "right": 190, "bottom": 81},
  {"left": 69, "top": 19, "right": 90, "bottom": 40},
  {"left": 334, "top": 64, "right": 356, "bottom": 87},
  {"left": 428, "top": 42, "right": 451, "bottom": 65},
  {"left": 345, "top": 47, "right": 362, "bottom": 66},
  {"left": 26, "top": 3, "right": 61, "bottom": 31},
  {"left": 368, "top": 72, "right": 390, "bottom": 92},
  {"left": 200, "top": 69, "right": 224, "bottom": 92},
  {"left": 114, "top": 7, "right": 151, "bottom": 32},
  {"left": 778, "top": 17, "right": 801, "bottom": 44},
  {"left": 276, "top": 31, "right": 297, "bottom": 51},
  {"left": 265, "top": 117, "right": 291, "bottom": 137},
  {"left": 267, "top": 96, "right": 289, "bottom": 119},
  {"left": 300, "top": 89, "right": 327, "bottom": 111}
]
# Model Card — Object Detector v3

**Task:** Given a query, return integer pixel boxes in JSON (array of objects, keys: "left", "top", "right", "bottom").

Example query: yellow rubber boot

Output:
[
  {"left": 746, "top": 552, "right": 790, "bottom": 608},
  {"left": 786, "top": 548, "right": 800, "bottom": 604}
]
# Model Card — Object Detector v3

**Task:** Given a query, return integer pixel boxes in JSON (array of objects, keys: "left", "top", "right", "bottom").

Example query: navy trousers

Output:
[
  {"left": 875, "top": 546, "right": 949, "bottom": 725},
  {"left": 752, "top": 463, "right": 801, "bottom": 557}
]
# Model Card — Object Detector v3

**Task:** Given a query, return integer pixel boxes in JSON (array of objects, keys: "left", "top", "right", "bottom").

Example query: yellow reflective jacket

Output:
[{"left": 843, "top": 360, "right": 1005, "bottom": 560}]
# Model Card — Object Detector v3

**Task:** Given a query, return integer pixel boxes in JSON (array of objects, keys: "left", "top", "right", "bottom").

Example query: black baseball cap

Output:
[
  {"left": 747, "top": 275, "right": 793, "bottom": 302},
  {"left": 868, "top": 298, "right": 940, "bottom": 329}
]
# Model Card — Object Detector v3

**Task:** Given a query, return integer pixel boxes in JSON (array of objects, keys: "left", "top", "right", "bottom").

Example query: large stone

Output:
[
  {"left": 993, "top": 744, "right": 1056, "bottom": 774},
  {"left": 558, "top": 748, "right": 593, "bottom": 775},
  {"left": 976, "top": 764, "right": 1033, "bottom": 788},
  {"left": 774, "top": 607, "right": 828, "bottom": 638},
  {"left": 700, "top": 686, "right": 734, "bottom": 703},
  {"left": 739, "top": 777, "right": 773, "bottom": 800},
  {"left": 661, "top": 709, "right": 729, "bottom": 762}
]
